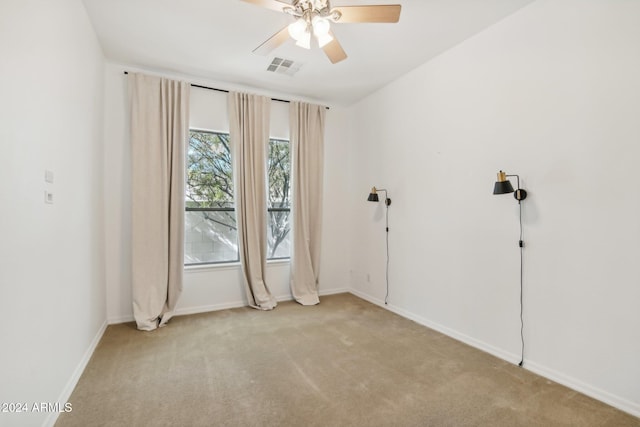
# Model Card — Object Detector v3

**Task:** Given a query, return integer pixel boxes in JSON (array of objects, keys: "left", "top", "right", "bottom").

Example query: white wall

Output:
[
  {"left": 347, "top": 0, "right": 640, "bottom": 417},
  {"left": 104, "top": 63, "right": 350, "bottom": 322},
  {"left": 0, "top": 1, "right": 106, "bottom": 426}
]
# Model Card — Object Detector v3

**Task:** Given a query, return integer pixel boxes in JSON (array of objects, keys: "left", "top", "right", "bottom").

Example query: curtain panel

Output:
[
  {"left": 129, "top": 73, "right": 190, "bottom": 331},
  {"left": 229, "top": 91, "right": 277, "bottom": 310},
  {"left": 290, "top": 101, "right": 325, "bottom": 305}
]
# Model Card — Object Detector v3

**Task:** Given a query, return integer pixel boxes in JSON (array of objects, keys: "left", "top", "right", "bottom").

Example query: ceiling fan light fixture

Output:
[
  {"left": 295, "top": 30, "right": 312, "bottom": 49},
  {"left": 312, "top": 15, "right": 331, "bottom": 37},
  {"left": 288, "top": 18, "right": 307, "bottom": 41}
]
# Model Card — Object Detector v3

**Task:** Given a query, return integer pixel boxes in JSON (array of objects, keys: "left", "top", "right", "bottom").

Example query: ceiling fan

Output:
[{"left": 240, "top": 0, "right": 401, "bottom": 64}]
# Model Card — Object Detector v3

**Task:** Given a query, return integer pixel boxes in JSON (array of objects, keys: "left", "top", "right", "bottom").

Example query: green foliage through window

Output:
[{"left": 187, "top": 131, "right": 233, "bottom": 209}]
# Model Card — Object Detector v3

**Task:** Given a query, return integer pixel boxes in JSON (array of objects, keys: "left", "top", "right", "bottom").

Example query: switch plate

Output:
[
  {"left": 45, "top": 170, "right": 54, "bottom": 183},
  {"left": 44, "top": 191, "right": 54, "bottom": 204}
]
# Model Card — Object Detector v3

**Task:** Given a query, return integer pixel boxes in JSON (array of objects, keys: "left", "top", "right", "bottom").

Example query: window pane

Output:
[
  {"left": 267, "top": 138, "right": 291, "bottom": 259},
  {"left": 185, "top": 210, "right": 238, "bottom": 264},
  {"left": 267, "top": 210, "right": 291, "bottom": 259},
  {"left": 186, "top": 130, "right": 238, "bottom": 264},
  {"left": 187, "top": 131, "right": 234, "bottom": 208}
]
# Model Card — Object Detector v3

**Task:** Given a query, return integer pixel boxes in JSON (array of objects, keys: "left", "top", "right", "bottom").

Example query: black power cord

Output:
[
  {"left": 369, "top": 188, "right": 391, "bottom": 305},
  {"left": 518, "top": 200, "right": 524, "bottom": 367},
  {"left": 384, "top": 197, "right": 390, "bottom": 305},
  {"left": 495, "top": 172, "right": 527, "bottom": 367}
]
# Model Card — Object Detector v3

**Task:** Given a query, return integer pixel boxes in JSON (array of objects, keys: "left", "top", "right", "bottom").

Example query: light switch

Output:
[
  {"left": 45, "top": 170, "right": 54, "bottom": 183},
  {"left": 44, "top": 191, "right": 54, "bottom": 204}
]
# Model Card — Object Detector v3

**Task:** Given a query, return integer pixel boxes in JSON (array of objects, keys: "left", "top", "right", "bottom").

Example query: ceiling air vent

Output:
[{"left": 267, "top": 57, "right": 301, "bottom": 76}]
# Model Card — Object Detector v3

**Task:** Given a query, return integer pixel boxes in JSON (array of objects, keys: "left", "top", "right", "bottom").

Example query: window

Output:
[
  {"left": 185, "top": 130, "right": 291, "bottom": 265},
  {"left": 185, "top": 130, "right": 238, "bottom": 265},
  {"left": 267, "top": 138, "right": 291, "bottom": 259}
]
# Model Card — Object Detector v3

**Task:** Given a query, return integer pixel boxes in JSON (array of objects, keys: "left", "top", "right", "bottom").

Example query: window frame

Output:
[
  {"left": 184, "top": 129, "right": 291, "bottom": 266},
  {"left": 266, "top": 136, "right": 292, "bottom": 261},
  {"left": 185, "top": 129, "right": 239, "bottom": 266}
]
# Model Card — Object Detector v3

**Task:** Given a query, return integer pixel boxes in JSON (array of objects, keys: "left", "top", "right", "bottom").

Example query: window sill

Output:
[
  {"left": 184, "top": 262, "right": 241, "bottom": 272},
  {"left": 267, "top": 258, "right": 291, "bottom": 265},
  {"left": 184, "top": 258, "right": 290, "bottom": 273}
]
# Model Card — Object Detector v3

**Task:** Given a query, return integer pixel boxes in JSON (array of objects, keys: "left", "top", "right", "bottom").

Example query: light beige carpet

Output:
[{"left": 56, "top": 293, "right": 639, "bottom": 427}]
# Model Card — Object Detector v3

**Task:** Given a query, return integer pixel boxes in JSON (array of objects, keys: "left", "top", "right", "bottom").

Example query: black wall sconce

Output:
[
  {"left": 493, "top": 170, "right": 527, "bottom": 202},
  {"left": 493, "top": 170, "right": 527, "bottom": 367},
  {"left": 367, "top": 186, "right": 391, "bottom": 304},
  {"left": 367, "top": 187, "right": 391, "bottom": 206}
]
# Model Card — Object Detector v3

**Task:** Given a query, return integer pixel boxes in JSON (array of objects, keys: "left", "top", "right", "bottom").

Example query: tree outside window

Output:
[{"left": 267, "top": 138, "right": 291, "bottom": 259}]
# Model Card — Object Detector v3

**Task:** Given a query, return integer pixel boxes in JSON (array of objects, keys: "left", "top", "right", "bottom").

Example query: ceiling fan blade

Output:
[
  {"left": 239, "top": 0, "right": 292, "bottom": 13},
  {"left": 253, "top": 26, "right": 290, "bottom": 55},
  {"left": 322, "top": 31, "right": 347, "bottom": 64},
  {"left": 331, "top": 5, "right": 401, "bottom": 23}
]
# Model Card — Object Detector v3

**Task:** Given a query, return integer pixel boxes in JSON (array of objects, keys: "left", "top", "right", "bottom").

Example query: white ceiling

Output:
[{"left": 82, "top": 0, "right": 535, "bottom": 106}]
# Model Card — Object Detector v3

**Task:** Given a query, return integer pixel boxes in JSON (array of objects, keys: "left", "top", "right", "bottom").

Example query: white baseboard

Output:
[
  {"left": 108, "top": 287, "right": 350, "bottom": 325},
  {"left": 275, "top": 287, "right": 350, "bottom": 302},
  {"left": 319, "top": 287, "right": 350, "bottom": 296},
  {"left": 109, "top": 299, "right": 253, "bottom": 324},
  {"left": 175, "top": 300, "right": 247, "bottom": 316},
  {"left": 172, "top": 287, "right": 349, "bottom": 315},
  {"left": 43, "top": 320, "right": 108, "bottom": 427},
  {"left": 349, "top": 289, "right": 520, "bottom": 364},
  {"left": 109, "top": 301, "right": 249, "bottom": 324},
  {"left": 108, "top": 313, "right": 134, "bottom": 324},
  {"left": 525, "top": 361, "right": 640, "bottom": 418},
  {"left": 348, "top": 289, "right": 640, "bottom": 419}
]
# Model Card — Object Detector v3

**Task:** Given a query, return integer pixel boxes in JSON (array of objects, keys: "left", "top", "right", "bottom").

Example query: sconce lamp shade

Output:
[
  {"left": 493, "top": 171, "right": 515, "bottom": 195},
  {"left": 493, "top": 170, "right": 527, "bottom": 201},
  {"left": 493, "top": 181, "right": 515, "bottom": 195},
  {"left": 367, "top": 187, "right": 379, "bottom": 202},
  {"left": 367, "top": 186, "right": 391, "bottom": 205}
]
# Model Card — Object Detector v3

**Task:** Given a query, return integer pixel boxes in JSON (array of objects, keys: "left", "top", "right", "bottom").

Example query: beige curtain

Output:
[
  {"left": 290, "top": 102, "right": 325, "bottom": 305},
  {"left": 129, "top": 73, "right": 190, "bottom": 331},
  {"left": 229, "top": 92, "right": 277, "bottom": 310}
]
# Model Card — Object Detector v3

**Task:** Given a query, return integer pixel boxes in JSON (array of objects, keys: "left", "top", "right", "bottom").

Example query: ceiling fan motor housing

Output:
[{"left": 288, "top": 0, "right": 332, "bottom": 19}]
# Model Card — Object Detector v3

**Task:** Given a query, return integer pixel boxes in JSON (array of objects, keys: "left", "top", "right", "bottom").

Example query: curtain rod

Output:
[{"left": 123, "top": 71, "right": 328, "bottom": 109}]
